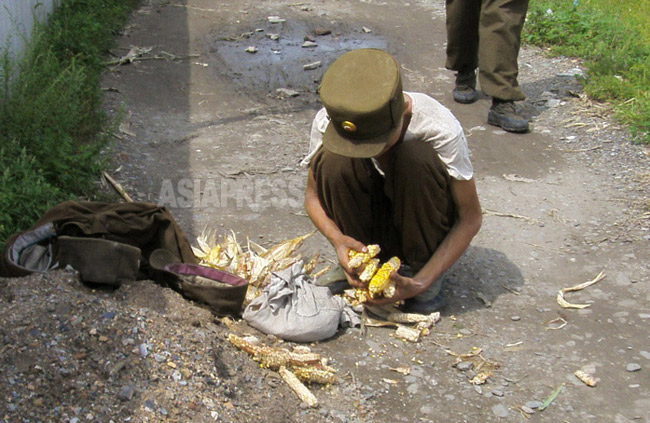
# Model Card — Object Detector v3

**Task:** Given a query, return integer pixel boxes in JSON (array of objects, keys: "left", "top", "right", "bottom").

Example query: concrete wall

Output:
[{"left": 1, "top": 0, "right": 60, "bottom": 61}]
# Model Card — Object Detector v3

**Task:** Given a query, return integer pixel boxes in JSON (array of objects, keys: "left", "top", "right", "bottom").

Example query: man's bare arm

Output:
[
  {"left": 304, "top": 168, "right": 367, "bottom": 287},
  {"left": 369, "top": 177, "right": 482, "bottom": 304}
]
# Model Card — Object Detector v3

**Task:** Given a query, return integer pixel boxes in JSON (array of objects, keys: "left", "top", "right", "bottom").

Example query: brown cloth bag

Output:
[
  {"left": 1, "top": 201, "right": 197, "bottom": 279},
  {"left": 1, "top": 201, "right": 248, "bottom": 315}
]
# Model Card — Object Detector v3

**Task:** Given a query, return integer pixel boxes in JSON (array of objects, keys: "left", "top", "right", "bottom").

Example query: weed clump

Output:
[
  {"left": 0, "top": 0, "right": 140, "bottom": 247},
  {"left": 524, "top": 0, "right": 650, "bottom": 143}
]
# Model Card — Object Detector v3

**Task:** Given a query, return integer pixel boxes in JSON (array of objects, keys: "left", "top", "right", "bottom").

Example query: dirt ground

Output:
[{"left": 2, "top": 0, "right": 650, "bottom": 422}]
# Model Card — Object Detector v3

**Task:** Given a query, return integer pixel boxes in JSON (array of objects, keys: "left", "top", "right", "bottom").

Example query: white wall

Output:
[{"left": 1, "top": 0, "right": 60, "bottom": 61}]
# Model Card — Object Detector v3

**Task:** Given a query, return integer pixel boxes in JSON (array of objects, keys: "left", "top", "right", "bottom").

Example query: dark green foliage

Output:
[
  {"left": 0, "top": 0, "right": 140, "bottom": 247},
  {"left": 524, "top": 1, "right": 650, "bottom": 143}
]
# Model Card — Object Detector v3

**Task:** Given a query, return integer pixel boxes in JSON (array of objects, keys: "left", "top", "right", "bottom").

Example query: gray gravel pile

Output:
[{"left": 0, "top": 270, "right": 311, "bottom": 423}]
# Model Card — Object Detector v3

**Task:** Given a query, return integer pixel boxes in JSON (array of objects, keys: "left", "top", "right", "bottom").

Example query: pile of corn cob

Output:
[
  {"left": 227, "top": 333, "right": 336, "bottom": 407},
  {"left": 347, "top": 244, "right": 401, "bottom": 302},
  {"left": 192, "top": 229, "right": 328, "bottom": 304}
]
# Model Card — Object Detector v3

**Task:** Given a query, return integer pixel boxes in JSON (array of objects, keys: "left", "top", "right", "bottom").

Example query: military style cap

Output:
[{"left": 319, "top": 48, "right": 405, "bottom": 158}]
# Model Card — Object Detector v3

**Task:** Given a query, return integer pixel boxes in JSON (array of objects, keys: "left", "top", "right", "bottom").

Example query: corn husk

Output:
[
  {"left": 193, "top": 229, "right": 319, "bottom": 296},
  {"left": 557, "top": 271, "right": 606, "bottom": 309}
]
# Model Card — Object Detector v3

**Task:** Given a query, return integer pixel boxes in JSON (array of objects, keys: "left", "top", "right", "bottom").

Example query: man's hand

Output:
[
  {"left": 365, "top": 272, "right": 426, "bottom": 306},
  {"left": 332, "top": 235, "right": 367, "bottom": 289}
]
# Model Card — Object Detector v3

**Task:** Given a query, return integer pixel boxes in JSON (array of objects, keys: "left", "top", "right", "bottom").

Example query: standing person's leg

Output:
[
  {"left": 479, "top": 0, "right": 530, "bottom": 132},
  {"left": 445, "top": 0, "right": 482, "bottom": 104},
  {"left": 383, "top": 140, "right": 456, "bottom": 311}
]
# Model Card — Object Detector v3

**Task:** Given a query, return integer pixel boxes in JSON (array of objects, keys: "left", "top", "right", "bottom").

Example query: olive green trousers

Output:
[
  {"left": 310, "top": 140, "right": 456, "bottom": 272},
  {"left": 445, "top": 0, "right": 529, "bottom": 101}
]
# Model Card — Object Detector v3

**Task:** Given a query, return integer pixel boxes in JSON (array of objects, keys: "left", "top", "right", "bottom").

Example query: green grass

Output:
[
  {"left": 0, "top": 0, "right": 140, "bottom": 248},
  {"left": 523, "top": 0, "right": 650, "bottom": 143}
]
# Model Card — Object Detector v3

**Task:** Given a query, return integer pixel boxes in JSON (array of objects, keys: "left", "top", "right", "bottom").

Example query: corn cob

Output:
[
  {"left": 227, "top": 334, "right": 322, "bottom": 369},
  {"left": 382, "top": 280, "right": 396, "bottom": 298},
  {"left": 387, "top": 311, "right": 441, "bottom": 326},
  {"left": 574, "top": 370, "right": 597, "bottom": 387},
  {"left": 394, "top": 325, "right": 422, "bottom": 342},
  {"left": 347, "top": 244, "right": 380, "bottom": 269},
  {"left": 368, "top": 257, "right": 400, "bottom": 298},
  {"left": 279, "top": 366, "right": 318, "bottom": 407},
  {"left": 292, "top": 367, "right": 337, "bottom": 385},
  {"left": 358, "top": 258, "right": 380, "bottom": 282}
]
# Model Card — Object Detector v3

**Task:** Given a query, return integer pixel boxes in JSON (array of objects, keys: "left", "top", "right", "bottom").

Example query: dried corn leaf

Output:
[
  {"left": 193, "top": 229, "right": 314, "bottom": 291},
  {"left": 389, "top": 366, "right": 411, "bottom": 375},
  {"left": 557, "top": 271, "right": 606, "bottom": 309},
  {"left": 261, "top": 232, "right": 314, "bottom": 262}
]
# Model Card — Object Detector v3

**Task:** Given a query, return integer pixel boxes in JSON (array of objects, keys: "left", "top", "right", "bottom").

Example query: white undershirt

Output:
[{"left": 300, "top": 92, "right": 474, "bottom": 181}]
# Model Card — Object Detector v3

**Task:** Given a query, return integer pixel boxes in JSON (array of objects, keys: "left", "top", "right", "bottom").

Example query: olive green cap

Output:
[{"left": 319, "top": 48, "right": 405, "bottom": 158}]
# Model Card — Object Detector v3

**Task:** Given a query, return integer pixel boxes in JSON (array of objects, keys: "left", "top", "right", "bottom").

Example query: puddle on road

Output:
[{"left": 211, "top": 19, "right": 387, "bottom": 99}]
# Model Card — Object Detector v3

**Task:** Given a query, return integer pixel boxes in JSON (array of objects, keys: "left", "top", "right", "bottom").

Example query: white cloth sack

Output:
[{"left": 243, "top": 262, "right": 359, "bottom": 342}]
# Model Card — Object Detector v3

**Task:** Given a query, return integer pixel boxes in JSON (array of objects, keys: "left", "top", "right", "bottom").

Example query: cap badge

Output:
[{"left": 341, "top": 121, "right": 357, "bottom": 132}]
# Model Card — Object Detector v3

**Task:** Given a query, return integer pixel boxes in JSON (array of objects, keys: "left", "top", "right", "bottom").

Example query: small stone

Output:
[
  {"left": 313, "top": 28, "right": 331, "bottom": 36},
  {"left": 89, "top": 328, "right": 97, "bottom": 336},
  {"left": 362, "top": 26, "right": 372, "bottom": 33},
  {"left": 244, "top": 46, "right": 258, "bottom": 54},
  {"left": 521, "top": 405, "right": 535, "bottom": 414},
  {"left": 303, "top": 61, "right": 322, "bottom": 70},
  {"left": 511, "top": 315, "right": 521, "bottom": 321},
  {"left": 101, "top": 311, "right": 116, "bottom": 319},
  {"left": 639, "top": 351, "right": 650, "bottom": 360},
  {"left": 276, "top": 88, "right": 300, "bottom": 98},
  {"left": 626, "top": 363, "right": 641, "bottom": 372},
  {"left": 420, "top": 405, "right": 434, "bottom": 415},
  {"left": 492, "top": 404, "right": 509, "bottom": 418},
  {"left": 526, "top": 400, "right": 544, "bottom": 409},
  {"left": 266, "top": 33, "right": 280, "bottom": 41},
  {"left": 98, "top": 336, "right": 109, "bottom": 342},
  {"left": 456, "top": 361, "right": 473, "bottom": 371},
  {"left": 118, "top": 385, "right": 135, "bottom": 401},
  {"left": 267, "top": 16, "right": 286, "bottom": 24},
  {"left": 167, "top": 361, "right": 177, "bottom": 369},
  {"left": 302, "top": 41, "right": 317, "bottom": 48},
  {"left": 492, "top": 389, "right": 504, "bottom": 397},
  {"left": 153, "top": 353, "right": 165, "bottom": 363},
  {"left": 139, "top": 344, "right": 149, "bottom": 358}
]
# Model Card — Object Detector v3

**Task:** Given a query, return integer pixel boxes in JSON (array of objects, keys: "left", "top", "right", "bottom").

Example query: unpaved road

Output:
[{"left": 29, "top": 0, "right": 650, "bottom": 421}]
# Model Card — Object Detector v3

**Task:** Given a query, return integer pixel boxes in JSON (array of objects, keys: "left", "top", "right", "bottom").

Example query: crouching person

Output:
[{"left": 303, "top": 48, "right": 482, "bottom": 313}]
